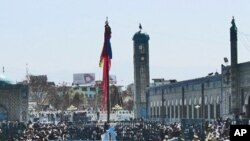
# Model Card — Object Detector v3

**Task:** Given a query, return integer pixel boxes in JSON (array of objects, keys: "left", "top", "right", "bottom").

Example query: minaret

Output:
[
  {"left": 132, "top": 24, "right": 150, "bottom": 118},
  {"left": 230, "top": 17, "right": 240, "bottom": 115}
]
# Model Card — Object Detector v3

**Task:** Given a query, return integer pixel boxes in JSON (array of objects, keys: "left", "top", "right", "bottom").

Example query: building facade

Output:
[
  {"left": 147, "top": 19, "right": 250, "bottom": 122},
  {"left": 133, "top": 26, "right": 150, "bottom": 118},
  {"left": 0, "top": 80, "right": 29, "bottom": 122}
]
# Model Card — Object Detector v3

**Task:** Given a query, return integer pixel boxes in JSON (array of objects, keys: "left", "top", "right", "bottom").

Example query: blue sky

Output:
[{"left": 0, "top": 0, "right": 250, "bottom": 87}]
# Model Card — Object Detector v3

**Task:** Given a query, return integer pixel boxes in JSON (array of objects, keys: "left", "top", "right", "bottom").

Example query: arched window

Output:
[{"left": 210, "top": 97, "right": 214, "bottom": 119}]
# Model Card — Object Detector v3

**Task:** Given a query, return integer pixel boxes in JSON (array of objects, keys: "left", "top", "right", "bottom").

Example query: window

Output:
[
  {"left": 205, "top": 105, "right": 208, "bottom": 119},
  {"left": 82, "top": 87, "right": 87, "bottom": 91},
  {"left": 150, "top": 108, "right": 153, "bottom": 117},
  {"left": 168, "top": 107, "right": 170, "bottom": 118},
  {"left": 216, "top": 104, "right": 220, "bottom": 118},
  {"left": 194, "top": 107, "right": 197, "bottom": 119},
  {"left": 180, "top": 105, "right": 183, "bottom": 118},
  {"left": 139, "top": 44, "right": 144, "bottom": 53},
  {"left": 90, "top": 87, "right": 95, "bottom": 91},
  {"left": 175, "top": 106, "right": 178, "bottom": 118},
  {"left": 171, "top": 106, "right": 174, "bottom": 119},
  {"left": 183, "top": 106, "right": 187, "bottom": 118},
  {"left": 210, "top": 104, "right": 214, "bottom": 119},
  {"left": 189, "top": 105, "right": 192, "bottom": 118}
]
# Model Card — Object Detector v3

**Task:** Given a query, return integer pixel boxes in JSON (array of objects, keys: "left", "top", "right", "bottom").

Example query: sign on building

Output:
[{"left": 73, "top": 73, "right": 95, "bottom": 85}]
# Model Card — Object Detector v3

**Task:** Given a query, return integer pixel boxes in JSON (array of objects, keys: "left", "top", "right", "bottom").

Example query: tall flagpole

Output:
[
  {"left": 100, "top": 17, "right": 112, "bottom": 123},
  {"left": 106, "top": 56, "right": 110, "bottom": 123},
  {"left": 106, "top": 18, "right": 110, "bottom": 123}
]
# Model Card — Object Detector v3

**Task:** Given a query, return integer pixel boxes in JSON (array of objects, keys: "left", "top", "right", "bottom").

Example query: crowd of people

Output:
[{"left": 0, "top": 116, "right": 238, "bottom": 141}]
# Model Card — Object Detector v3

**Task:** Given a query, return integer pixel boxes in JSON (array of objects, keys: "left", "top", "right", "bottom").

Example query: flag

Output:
[{"left": 99, "top": 20, "right": 112, "bottom": 111}]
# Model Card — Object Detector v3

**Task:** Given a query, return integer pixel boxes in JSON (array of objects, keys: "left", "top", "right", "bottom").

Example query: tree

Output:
[
  {"left": 121, "top": 90, "right": 134, "bottom": 112},
  {"left": 68, "top": 87, "right": 87, "bottom": 110},
  {"left": 48, "top": 86, "right": 61, "bottom": 110},
  {"left": 72, "top": 92, "right": 82, "bottom": 108},
  {"left": 29, "top": 75, "right": 55, "bottom": 111},
  {"left": 62, "top": 92, "right": 70, "bottom": 110},
  {"left": 110, "top": 85, "right": 123, "bottom": 108}
]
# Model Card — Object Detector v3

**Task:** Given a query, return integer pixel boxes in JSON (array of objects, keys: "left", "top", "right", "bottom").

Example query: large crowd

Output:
[{"left": 0, "top": 116, "right": 240, "bottom": 141}]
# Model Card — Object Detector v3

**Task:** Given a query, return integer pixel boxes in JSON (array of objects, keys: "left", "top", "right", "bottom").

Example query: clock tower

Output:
[{"left": 132, "top": 24, "right": 150, "bottom": 118}]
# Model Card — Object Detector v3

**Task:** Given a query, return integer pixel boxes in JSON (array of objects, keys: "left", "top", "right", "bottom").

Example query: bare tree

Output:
[{"left": 29, "top": 75, "right": 55, "bottom": 110}]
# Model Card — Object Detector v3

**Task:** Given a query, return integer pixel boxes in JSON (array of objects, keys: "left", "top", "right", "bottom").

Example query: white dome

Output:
[
  {"left": 0, "top": 74, "right": 7, "bottom": 81},
  {"left": 0, "top": 74, "right": 13, "bottom": 84}
]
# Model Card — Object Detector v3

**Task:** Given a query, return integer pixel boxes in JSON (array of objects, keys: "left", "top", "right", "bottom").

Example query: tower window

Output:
[{"left": 139, "top": 44, "right": 144, "bottom": 53}]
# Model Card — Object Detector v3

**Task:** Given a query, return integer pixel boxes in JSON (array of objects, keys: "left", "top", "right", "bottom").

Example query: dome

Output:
[
  {"left": 132, "top": 31, "right": 150, "bottom": 42},
  {"left": 0, "top": 74, "right": 13, "bottom": 85}
]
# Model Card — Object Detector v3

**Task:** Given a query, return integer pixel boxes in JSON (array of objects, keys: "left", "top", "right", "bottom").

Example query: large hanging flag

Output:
[{"left": 99, "top": 20, "right": 112, "bottom": 111}]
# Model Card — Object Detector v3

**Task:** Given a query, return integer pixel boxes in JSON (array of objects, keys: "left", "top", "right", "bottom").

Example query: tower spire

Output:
[
  {"left": 230, "top": 17, "right": 240, "bottom": 117},
  {"left": 230, "top": 17, "right": 238, "bottom": 66},
  {"left": 230, "top": 16, "right": 237, "bottom": 41},
  {"left": 105, "top": 17, "right": 109, "bottom": 25},
  {"left": 139, "top": 23, "right": 142, "bottom": 32},
  {"left": 2, "top": 66, "right": 4, "bottom": 74}
]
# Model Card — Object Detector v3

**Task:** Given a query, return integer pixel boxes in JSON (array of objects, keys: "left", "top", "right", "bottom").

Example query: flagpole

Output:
[
  {"left": 106, "top": 56, "right": 110, "bottom": 123},
  {"left": 100, "top": 17, "right": 111, "bottom": 123},
  {"left": 105, "top": 18, "right": 110, "bottom": 123}
]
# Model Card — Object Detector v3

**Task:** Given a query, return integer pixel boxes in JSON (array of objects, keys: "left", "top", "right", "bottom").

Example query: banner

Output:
[{"left": 73, "top": 73, "right": 95, "bottom": 85}]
